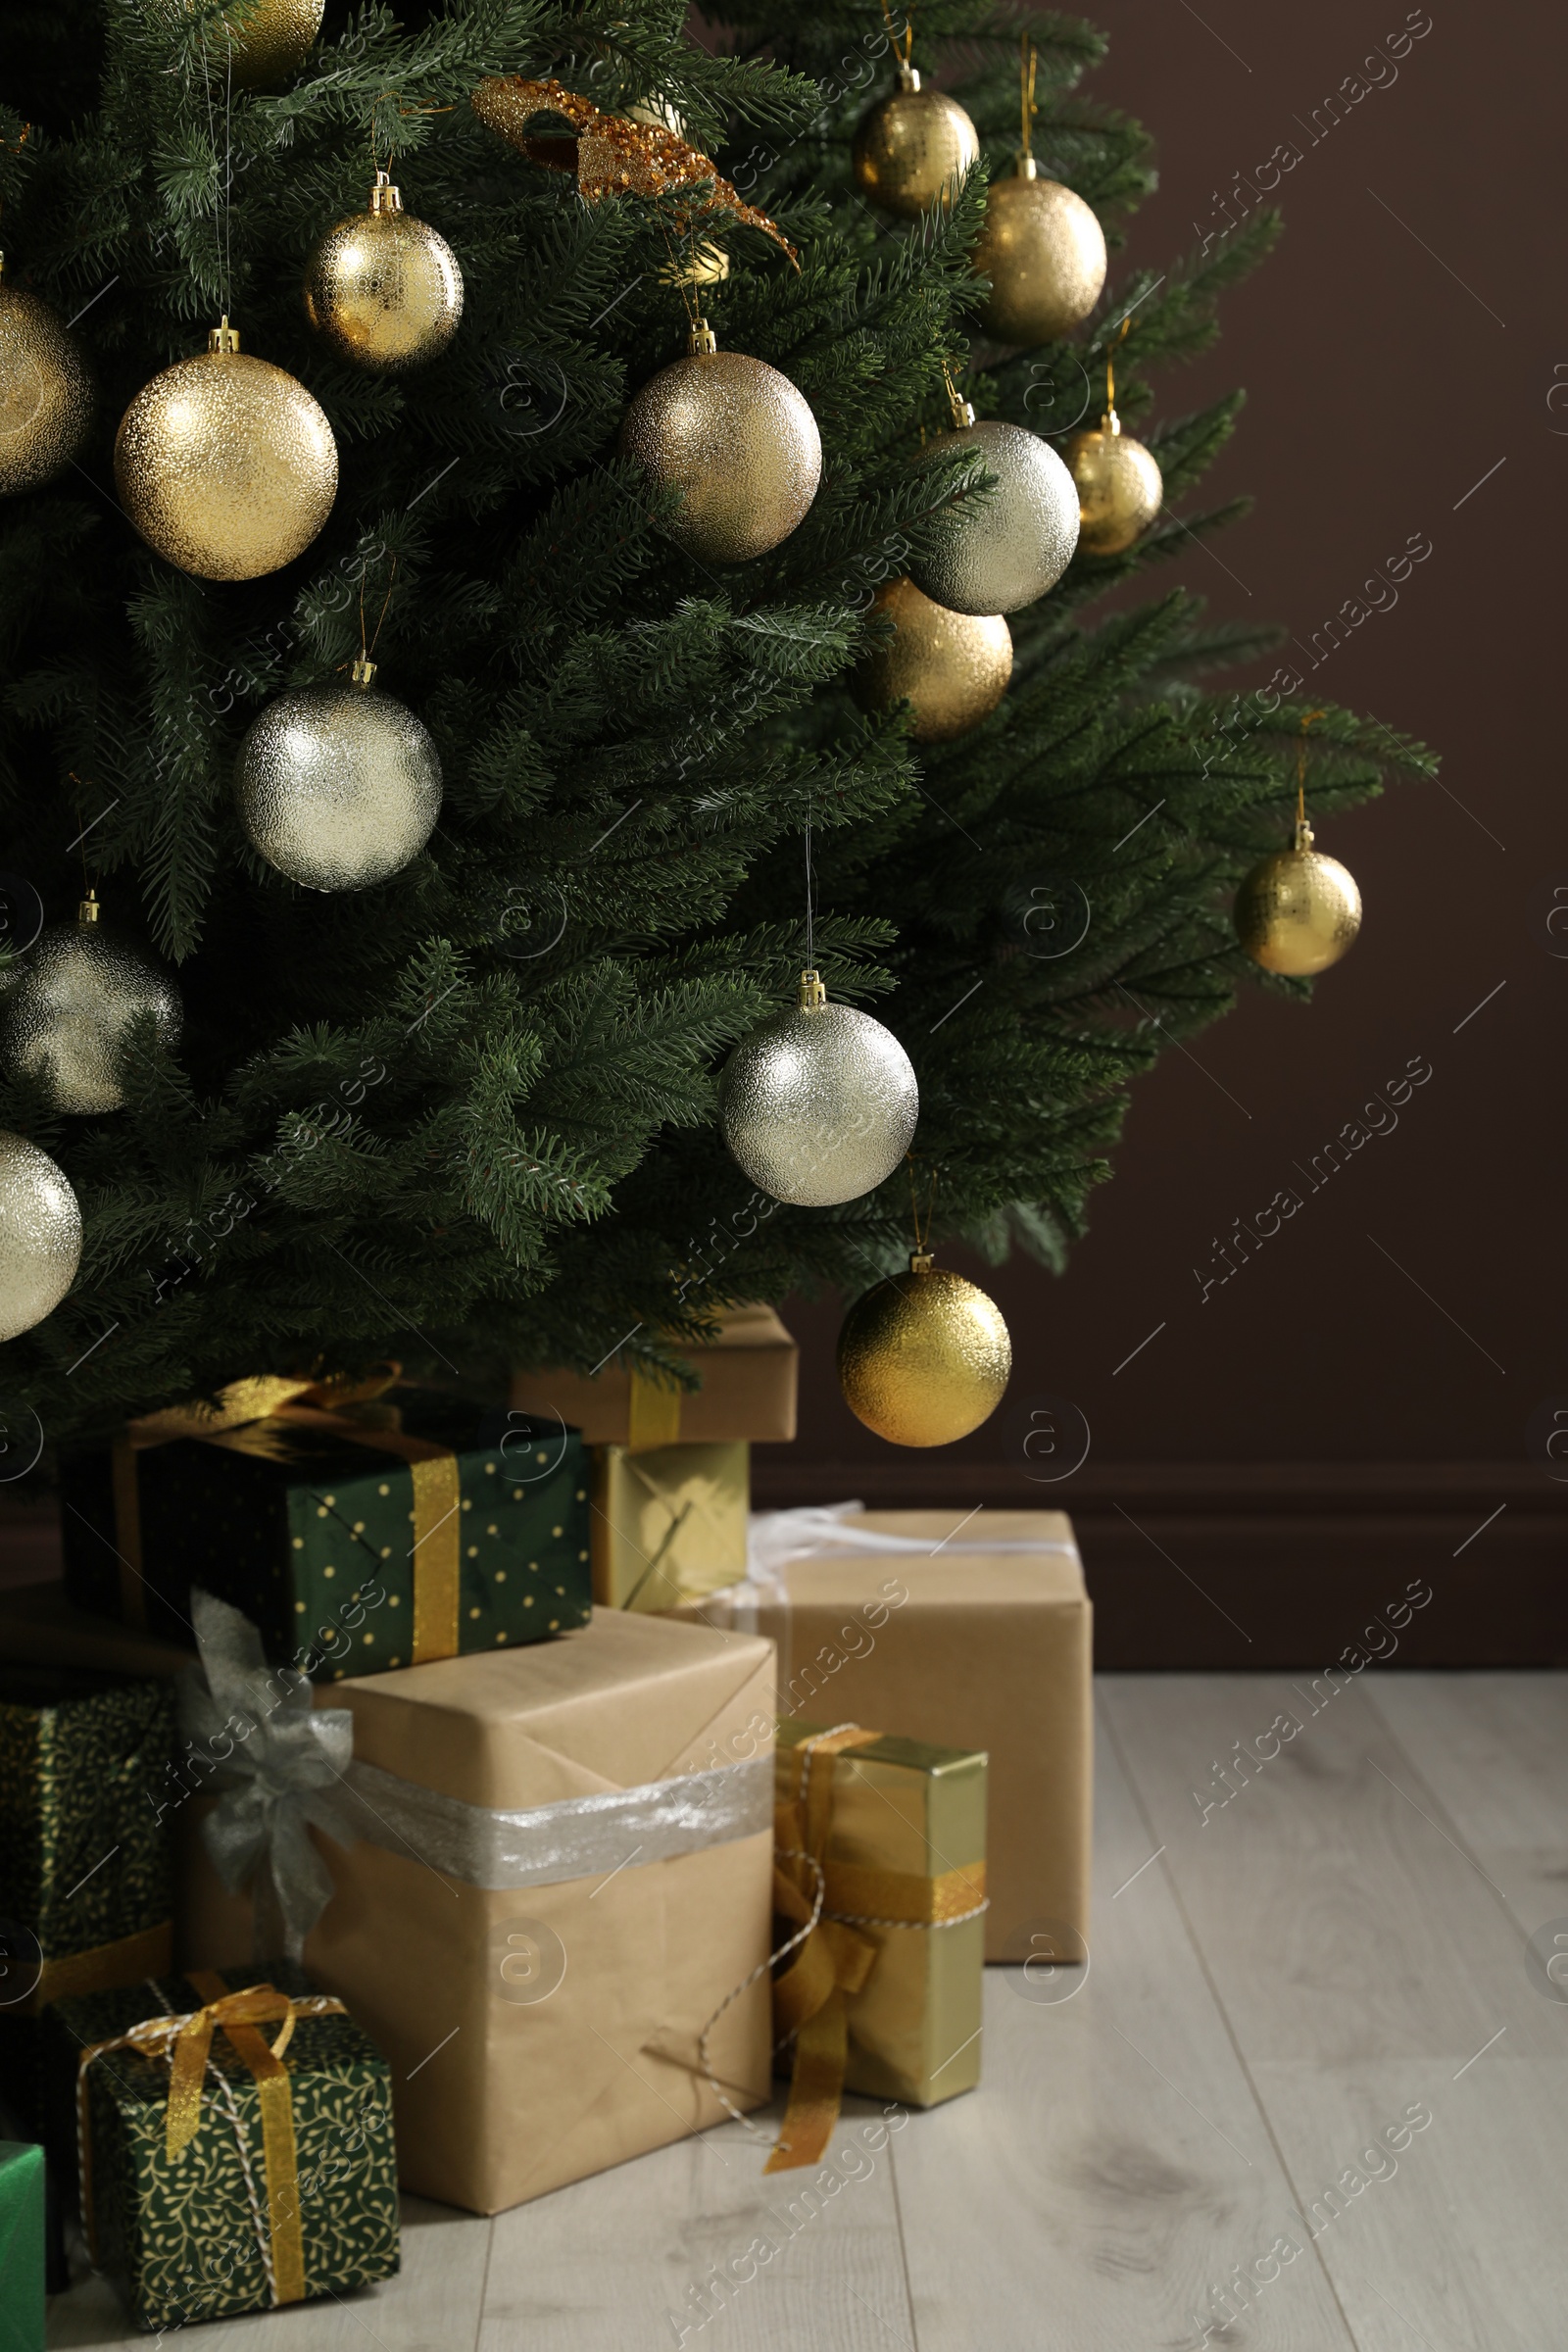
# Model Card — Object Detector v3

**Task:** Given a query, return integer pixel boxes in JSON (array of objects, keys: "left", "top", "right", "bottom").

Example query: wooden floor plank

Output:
[
  {"left": 892, "top": 1706, "right": 1356, "bottom": 2351},
  {"left": 1098, "top": 1671, "right": 1560, "bottom": 2064},
  {"left": 477, "top": 2095, "right": 909, "bottom": 2352}
]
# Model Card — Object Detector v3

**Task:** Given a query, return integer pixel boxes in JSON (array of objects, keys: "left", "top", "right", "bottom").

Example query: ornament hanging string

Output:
[
  {"left": 358, "top": 554, "right": 399, "bottom": 670},
  {"left": 199, "top": 33, "right": 235, "bottom": 317},
  {"left": 1105, "top": 315, "right": 1130, "bottom": 421},
  {"left": 906, "top": 1156, "right": 936, "bottom": 1254},
  {"left": 877, "top": 0, "right": 915, "bottom": 74},
  {"left": 1019, "top": 31, "right": 1037, "bottom": 158},
  {"left": 1296, "top": 707, "right": 1326, "bottom": 827},
  {"left": 804, "top": 805, "right": 814, "bottom": 973}
]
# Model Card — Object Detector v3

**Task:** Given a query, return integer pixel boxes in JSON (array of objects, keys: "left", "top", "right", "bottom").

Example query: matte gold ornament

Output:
[
  {"left": 720, "top": 969, "right": 918, "bottom": 1207},
  {"left": 115, "top": 318, "right": 337, "bottom": 581},
  {"left": 0, "top": 256, "right": 94, "bottom": 496},
  {"left": 235, "top": 658, "right": 442, "bottom": 891},
  {"left": 838, "top": 1250, "right": 1011, "bottom": 1446},
  {"left": 854, "top": 576, "right": 1011, "bottom": 742},
  {"left": 1068, "top": 410, "right": 1162, "bottom": 556},
  {"left": 173, "top": 0, "right": 324, "bottom": 90},
  {"left": 305, "top": 172, "right": 464, "bottom": 372},
  {"left": 1234, "top": 813, "right": 1361, "bottom": 976},
  {"left": 2, "top": 893, "right": 181, "bottom": 1114},
  {"left": 973, "top": 158, "right": 1106, "bottom": 345},
  {"left": 618, "top": 318, "right": 821, "bottom": 564},
  {"left": 852, "top": 62, "right": 979, "bottom": 219},
  {"left": 0, "top": 1129, "right": 81, "bottom": 1341},
  {"left": 911, "top": 395, "right": 1079, "bottom": 615}
]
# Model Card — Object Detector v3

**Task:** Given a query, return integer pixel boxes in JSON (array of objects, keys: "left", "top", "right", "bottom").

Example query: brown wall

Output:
[{"left": 760, "top": 1, "right": 1568, "bottom": 1648}]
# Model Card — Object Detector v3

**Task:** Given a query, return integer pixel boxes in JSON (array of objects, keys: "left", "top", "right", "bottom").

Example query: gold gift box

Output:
[
  {"left": 776, "top": 1719, "right": 986, "bottom": 2110},
  {"left": 593, "top": 1440, "right": 749, "bottom": 1610},
  {"left": 511, "top": 1302, "right": 797, "bottom": 1446}
]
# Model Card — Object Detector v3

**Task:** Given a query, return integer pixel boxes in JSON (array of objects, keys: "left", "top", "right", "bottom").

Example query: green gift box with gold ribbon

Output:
[
  {"left": 49, "top": 1961, "right": 399, "bottom": 2333},
  {"left": 59, "top": 1379, "right": 591, "bottom": 1684}
]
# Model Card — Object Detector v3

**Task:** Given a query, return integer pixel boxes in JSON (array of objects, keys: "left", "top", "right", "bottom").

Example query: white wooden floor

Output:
[{"left": 49, "top": 1672, "right": 1568, "bottom": 2351}]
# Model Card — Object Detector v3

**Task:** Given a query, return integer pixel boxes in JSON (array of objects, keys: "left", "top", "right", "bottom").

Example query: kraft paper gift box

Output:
[
  {"left": 0, "top": 1662, "right": 175, "bottom": 2149},
  {"left": 178, "top": 1611, "right": 778, "bottom": 2214},
  {"left": 0, "top": 2141, "right": 45, "bottom": 2352},
  {"left": 593, "top": 1439, "right": 750, "bottom": 1609},
  {"left": 675, "top": 1506, "right": 1092, "bottom": 1964},
  {"left": 511, "top": 1301, "right": 798, "bottom": 1446},
  {"left": 59, "top": 1378, "right": 591, "bottom": 1681},
  {"left": 768, "top": 1722, "right": 985, "bottom": 2172},
  {"left": 49, "top": 1961, "right": 399, "bottom": 2333}
]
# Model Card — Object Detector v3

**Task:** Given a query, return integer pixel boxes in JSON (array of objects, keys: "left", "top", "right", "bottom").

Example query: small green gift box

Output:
[
  {"left": 52, "top": 1962, "right": 399, "bottom": 2333},
  {"left": 60, "top": 1381, "right": 591, "bottom": 1683},
  {"left": 0, "top": 2142, "right": 45, "bottom": 2352}
]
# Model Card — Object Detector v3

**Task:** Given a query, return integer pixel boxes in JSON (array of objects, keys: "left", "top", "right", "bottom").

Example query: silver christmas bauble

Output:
[
  {"left": 234, "top": 662, "right": 442, "bottom": 891},
  {"left": 720, "top": 971, "right": 918, "bottom": 1207},
  {"left": 3, "top": 904, "right": 181, "bottom": 1113},
  {"left": 0, "top": 1130, "right": 81, "bottom": 1340},
  {"left": 911, "top": 416, "right": 1079, "bottom": 615}
]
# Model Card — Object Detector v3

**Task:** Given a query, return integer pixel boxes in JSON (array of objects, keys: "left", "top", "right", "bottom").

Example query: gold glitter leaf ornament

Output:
[
  {"left": 838, "top": 1250, "right": 1011, "bottom": 1446},
  {"left": 115, "top": 319, "right": 337, "bottom": 581},
  {"left": 0, "top": 1129, "right": 81, "bottom": 1341},
  {"left": 0, "top": 258, "right": 94, "bottom": 496}
]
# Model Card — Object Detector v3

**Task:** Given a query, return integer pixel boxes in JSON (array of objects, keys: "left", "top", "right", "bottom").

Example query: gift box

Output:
[
  {"left": 0, "top": 2142, "right": 44, "bottom": 2352},
  {"left": 675, "top": 1506, "right": 1093, "bottom": 1963},
  {"left": 59, "top": 1378, "right": 591, "bottom": 1682},
  {"left": 767, "top": 1721, "right": 985, "bottom": 2172},
  {"left": 511, "top": 1302, "right": 797, "bottom": 1446},
  {"left": 49, "top": 1961, "right": 399, "bottom": 2334},
  {"left": 592, "top": 1440, "right": 749, "bottom": 1609},
  {"left": 0, "top": 1660, "right": 176, "bottom": 2160},
  {"left": 178, "top": 1611, "right": 778, "bottom": 2214}
]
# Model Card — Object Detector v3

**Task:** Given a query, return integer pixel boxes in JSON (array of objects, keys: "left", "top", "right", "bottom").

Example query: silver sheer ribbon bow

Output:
[{"left": 177, "top": 1589, "right": 361, "bottom": 1963}]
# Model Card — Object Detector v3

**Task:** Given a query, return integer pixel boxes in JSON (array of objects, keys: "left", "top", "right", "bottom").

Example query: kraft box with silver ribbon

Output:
[{"left": 173, "top": 1592, "right": 777, "bottom": 2213}]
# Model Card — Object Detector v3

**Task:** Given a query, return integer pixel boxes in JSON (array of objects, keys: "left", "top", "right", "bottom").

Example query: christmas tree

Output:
[{"left": 0, "top": 0, "right": 1434, "bottom": 1452}]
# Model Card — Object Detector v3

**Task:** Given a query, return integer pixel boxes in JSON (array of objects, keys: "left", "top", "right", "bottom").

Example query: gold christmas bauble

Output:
[
  {"left": 1234, "top": 819, "right": 1362, "bottom": 976},
  {"left": 1067, "top": 415, "right": 1162, "bottom": 555},
  {"left": 115, "top": 320, "right": 337, "bottom": 581},
  {"left": 618, "top": 323, "right": 821, "bottom": 564},
  {"left": 838, "top": 1252, "right": 1012, "bottom": 1446},
  {"left": 235, "top": 660, "right": 443, "bottom": 891},
  {"left": 172, "top": 0, "right": 324, "bottom": 90},
  {"left": 0, "top": 262, "right": 94, "bottom": 496},
  {"left": 854, "top": 577, "right": 1011, "bottom": 742},
  {"left": 911, "top": 416, "right": 1079, "bottom": 615},
  {"left": 720, "top": 970, "right": 918, "bottom": 1207},
  {"left": 0, "top": 1129, "right": 81, "bottom": 1341},
  {"left": 304, "top": 174, "right": 464, "bottom": 372},
  {"left": 973, "top": 162, "right": 1106, "bottom": 345},
  {"left": 3, "top": 899, "right": 181, "bottom": 1114},
  {"left": 852, "top": 71, "right": 979, "bottom": 218}
]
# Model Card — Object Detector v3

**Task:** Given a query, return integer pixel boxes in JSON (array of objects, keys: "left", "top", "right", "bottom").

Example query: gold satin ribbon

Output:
[
  {"left": 111, "top": 1367, "right": 466, "bottom": 1665},
  {"left": 24, "top": 1918, "right": 173, "bottom": 2014},
  {"left": 76, "top": 1976, "right": 347, "bottom": 2308}
]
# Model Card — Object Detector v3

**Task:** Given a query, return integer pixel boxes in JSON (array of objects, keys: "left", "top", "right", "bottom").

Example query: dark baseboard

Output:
[{"left": 748, "top": 1457, "right": 1568, "bottom": 1668}]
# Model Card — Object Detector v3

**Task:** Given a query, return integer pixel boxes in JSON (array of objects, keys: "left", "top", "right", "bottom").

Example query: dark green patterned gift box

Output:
[
  {"left": 0, "top": 1667, "right": 174, "bottom": 2144},
  {"left": 51, "top": 1962, "right": 399, "bottom": 2333},
  {"left": 60, "top": 1388, "right": 592, "bottom": 1683}
]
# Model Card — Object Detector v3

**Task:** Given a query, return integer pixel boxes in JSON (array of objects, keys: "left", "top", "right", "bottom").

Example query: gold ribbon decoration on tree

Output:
[
  {"left": 469, "top": 76, "right": 798, "bottom": 264},
  {"left": 76, "top": 1974, "right": 348, "bottom": 2308}
]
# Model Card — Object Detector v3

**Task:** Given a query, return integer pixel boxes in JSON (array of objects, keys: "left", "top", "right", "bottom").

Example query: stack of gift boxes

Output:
[{"left": 0, "top": 1318, "right": 1092, "bottom": 2336}]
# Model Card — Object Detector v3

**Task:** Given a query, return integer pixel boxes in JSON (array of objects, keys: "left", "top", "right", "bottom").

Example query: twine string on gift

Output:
[
  {"left": 695, "top": 1846, "right": 825, "bottom": 2140},
  {"left": 75, "top": 1978, "right": 346, "bottom": 2308}
]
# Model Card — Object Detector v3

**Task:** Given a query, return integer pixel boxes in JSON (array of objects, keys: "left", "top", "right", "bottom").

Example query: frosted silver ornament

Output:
[
  {"left": 0, "top": 1128, "right": 81, "bottom": 1341},
  {"left": 720, "top": 969, "right": 918, "bottom": 1208},
  {"left": 911, "top": 411, "right": 1079, "bottom": 616},
  {"left": 235, "top": 658, "right": 442, "bottom": 891},
  {"left": 3, "top": 894, "right": 182, "bottom": 1113}
]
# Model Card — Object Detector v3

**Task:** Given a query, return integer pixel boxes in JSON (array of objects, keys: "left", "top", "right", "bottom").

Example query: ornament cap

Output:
[
  {"left": 368, "top": 172, "right": 404, "bottom": 216},
  {"left": 1015, "top": 151, "right": 1041, "bottom": 180},
  {"left": 77, "top": 890, "right": 101, "bottom": 927},
  {"left": 1294, "top": 815, "right": 1315, "bottom": 851},
  {"left": 688, "top": 318, "right": 718, "bottom": 356},
  {"left": 897, "top": 62, "right": 923, "bottom": 93},
  {"left": 208, "top": 317, "right": 241, "bottom": 356},
  {"left": 1102, "top": 405, "right": 1122, "bottom": 435},
  {"left": 909, "top": 1249, "right": 934, "bottom": 1274},
  {"left": 797, "top": 968, "right": 827, "bottom": 1010},
  {"left": 351, "top": 656, "right": 377, "bottom": 689}
]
